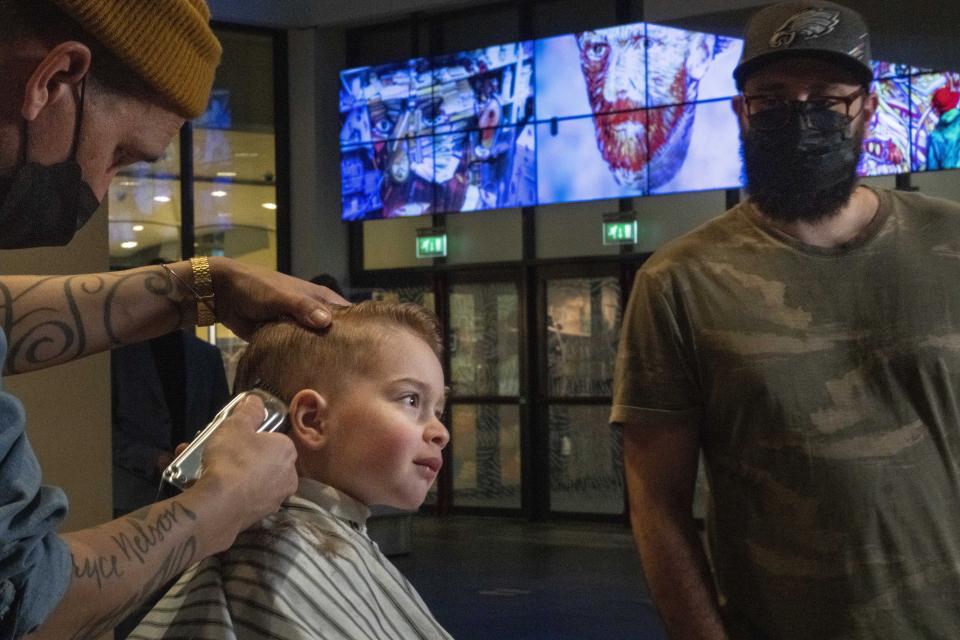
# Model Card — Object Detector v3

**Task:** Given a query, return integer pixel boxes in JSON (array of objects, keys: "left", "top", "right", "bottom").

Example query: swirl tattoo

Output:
[
  {"left": 103, "top": 268, "right": 180, "bottom": 345},
  {"left": 0, "top": 268, "right": 183, "bottom": 374}
]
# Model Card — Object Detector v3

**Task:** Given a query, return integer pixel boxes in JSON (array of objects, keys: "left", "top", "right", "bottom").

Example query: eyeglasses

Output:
[{"left": 742, "top": 87, "right": 868, "bottom": 132}]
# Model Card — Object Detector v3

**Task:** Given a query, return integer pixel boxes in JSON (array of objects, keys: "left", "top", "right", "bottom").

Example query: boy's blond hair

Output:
[{"left": 233, "top": 300, "right": 443, "bottom": 401}]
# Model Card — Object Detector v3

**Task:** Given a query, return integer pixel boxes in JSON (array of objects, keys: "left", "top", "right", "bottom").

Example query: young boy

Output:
[{"left": 129, "top": 301, "right": 453, "bottom": 639}]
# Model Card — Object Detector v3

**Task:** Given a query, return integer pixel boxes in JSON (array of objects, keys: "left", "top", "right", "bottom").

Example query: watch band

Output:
[{"left": 190, "top": 256, "right": 217, "bottom": 326}]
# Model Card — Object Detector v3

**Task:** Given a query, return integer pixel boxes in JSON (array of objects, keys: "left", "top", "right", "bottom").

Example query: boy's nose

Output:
[{"left": 426, "top": 419, "right": 450, "bottom": 449}]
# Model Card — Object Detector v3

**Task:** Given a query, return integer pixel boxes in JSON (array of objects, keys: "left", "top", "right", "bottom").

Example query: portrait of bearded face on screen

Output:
[{"left": 576, "top": 25, "right": 720, "bottom": 190}]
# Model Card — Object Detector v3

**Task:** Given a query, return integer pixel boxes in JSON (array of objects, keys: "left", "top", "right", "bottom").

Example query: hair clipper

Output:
[{"left": 162, "top": 388, "right": 289, "bottom": 491}]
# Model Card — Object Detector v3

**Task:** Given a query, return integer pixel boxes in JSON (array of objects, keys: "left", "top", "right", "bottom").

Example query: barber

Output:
[{"left": 0, "top": 0, "right": 347, "bottom": 637}]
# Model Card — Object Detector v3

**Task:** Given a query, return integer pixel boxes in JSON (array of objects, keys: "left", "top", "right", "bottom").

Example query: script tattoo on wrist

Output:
[{"left": 65, "top": 502, "right": 199, "bottom": 640}]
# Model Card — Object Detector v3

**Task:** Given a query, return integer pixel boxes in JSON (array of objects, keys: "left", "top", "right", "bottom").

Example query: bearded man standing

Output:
[
  {"left": 612, "top": 2, "right": 960, "bottom": 638},
  {"left": 0, "top": 1, "right": 347, "bottom": 638}
]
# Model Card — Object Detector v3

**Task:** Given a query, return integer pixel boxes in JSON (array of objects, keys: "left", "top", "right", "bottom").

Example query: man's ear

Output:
[
  {"left": 22, "top": 41, "right": 92, "bottom": 121},
  {"left": 732, "top": 94, "right": 749, "bottom": 129},
  {"left": 288, "top": 389, "right": 330, "bottom": 451}
]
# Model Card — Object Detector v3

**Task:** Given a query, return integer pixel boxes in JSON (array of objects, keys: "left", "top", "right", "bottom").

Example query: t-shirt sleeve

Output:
[
  {"left": 611, "top": 267, "right": 702, "bottom": 426},
  {"left": 0, "top": 389, "right": 71, "bottom": 639}
]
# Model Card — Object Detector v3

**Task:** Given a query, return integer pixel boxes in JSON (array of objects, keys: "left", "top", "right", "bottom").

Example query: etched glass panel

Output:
[
  {"left": 549, "top": 405, "right": 624, "bottom": 514},
  {"left": 451, "top": 404, "right": 522, "bottom": 508},
  {"left": 546, "top": 276, "right": 621, "bottom": 396},
  {"left": 449, "top": 282, "right": 520, "bottom": 397}
]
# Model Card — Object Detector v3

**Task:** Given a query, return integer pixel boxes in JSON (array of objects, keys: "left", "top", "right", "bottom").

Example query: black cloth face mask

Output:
[
  {"left": 741, "top": 103, "right": 863, "bottom": 224},
  {"left": 0, "top": 79, "right": 101, "bottom": 249}
]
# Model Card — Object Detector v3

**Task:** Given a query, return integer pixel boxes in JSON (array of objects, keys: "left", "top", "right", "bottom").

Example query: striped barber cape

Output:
[{"left": 129, "top": 478, "right": 453, "bottom": 640}]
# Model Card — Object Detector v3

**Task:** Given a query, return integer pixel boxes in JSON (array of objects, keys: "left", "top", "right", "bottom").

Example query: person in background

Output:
[
  {"left": 0, "top": 0, "right": 347, "bottom": 637},
  {"left": 926, "top": 84, "right": 960, "bottom": 170},
  {"left": 612, "top": 1, "right": 960, "bottom": 638},
  {"left": 132, "top": 302, "right": 452, "bottom": 639}
]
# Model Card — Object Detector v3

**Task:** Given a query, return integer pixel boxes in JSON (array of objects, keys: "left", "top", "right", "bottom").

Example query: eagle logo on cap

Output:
[{"left": 770, "top": 8, "right": 841, "bottom": 48}]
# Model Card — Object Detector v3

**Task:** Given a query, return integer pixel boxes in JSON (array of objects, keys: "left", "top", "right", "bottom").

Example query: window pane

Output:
[
  {"left": 193, "top": 29, "right": 277, "bottom": 378},
  {"left": 108, "top": 140, "right": 181, "bottom": 268},
  {"left": 546, "top": 276, "right": 622, "bottom": 396},
  {"left": 451, "top": 403, "right": 521, "bottom": 508},
  {"left": 549, "top": 405, "right": 624, "bottom": 514},
  {"left": 449, "top": 282, "right": 520, "bottom": 396}
]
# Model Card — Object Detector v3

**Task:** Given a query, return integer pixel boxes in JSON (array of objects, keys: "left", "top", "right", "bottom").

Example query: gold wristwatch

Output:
[{"left": 190, "top": 256, "right": 216, "bottom": 326}]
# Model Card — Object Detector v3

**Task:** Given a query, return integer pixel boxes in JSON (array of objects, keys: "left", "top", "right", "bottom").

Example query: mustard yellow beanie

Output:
[{"left": 50, "top": 0, "right": 222, "bottom": 119}]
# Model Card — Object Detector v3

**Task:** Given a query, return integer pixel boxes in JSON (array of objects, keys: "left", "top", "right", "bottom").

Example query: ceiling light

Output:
[
  {"left": 216, "top": 171, "right": 237, "bottom": 178},
  {"left": 211, "top": 190, "right": 227, "bottom": 197},
  {"left": 153, "top": 195, "right": 171, "bottom": 203},
  {"left": 234, "top": 152, "right": 259, "bottom": 158},
  {"left": 262, "top": 202, "right": 278, "bottom": 210},
  {"left": 121, "top": 241, "right": 138, "bottom": 249},
  {"left": 132, "top": 225, "right": 144, "bottom": 232}
]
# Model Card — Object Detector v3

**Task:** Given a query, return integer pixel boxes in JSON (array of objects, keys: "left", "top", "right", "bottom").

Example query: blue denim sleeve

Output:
[{"left": 0, "top": 332, "right": 71, "bottom": 638}]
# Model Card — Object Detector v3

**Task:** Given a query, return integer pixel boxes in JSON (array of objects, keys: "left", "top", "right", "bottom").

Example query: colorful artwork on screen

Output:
[
  {"left": 859, "top": 77, "right": 910, "bottom": 176},
  {"left": 911, "top": 72, "right": 960, "bottom": 171},
  {"left": 340, "top": 22, "right": 958, "bottom": 221}
]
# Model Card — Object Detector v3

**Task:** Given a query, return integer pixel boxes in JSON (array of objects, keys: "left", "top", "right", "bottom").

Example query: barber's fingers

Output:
[
  {"left": 199, "top": 396, "right": 298, "bottom": 534},
  {"left": 221, "top": 394, "right": 267, "bottom": 431},
  {"left": 173, "top": 396, "right": 263, "bottom": 457}
]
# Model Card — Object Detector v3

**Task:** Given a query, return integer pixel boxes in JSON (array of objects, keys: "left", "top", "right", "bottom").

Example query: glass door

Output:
[
  {"left": 447, "top": 275, "right": 523, "bottom": 510},
  {"left": 540, "top": 266, "right": 626, "bottom": 516}
]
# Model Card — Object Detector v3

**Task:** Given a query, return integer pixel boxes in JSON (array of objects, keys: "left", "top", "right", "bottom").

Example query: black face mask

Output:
[
  {"left": 741, "top": 103, "right": 863, "bottom": 224},
  {"left": 0, "top": 80, "right": 101, "bottom": 249}
]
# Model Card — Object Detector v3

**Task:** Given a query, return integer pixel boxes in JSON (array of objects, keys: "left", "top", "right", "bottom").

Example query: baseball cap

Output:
[{"left": 733, "top": 1, "right": 873, "bottom": 90}]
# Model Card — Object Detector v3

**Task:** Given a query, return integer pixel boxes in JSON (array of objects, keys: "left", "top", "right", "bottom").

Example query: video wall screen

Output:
[{"left": 340, "top": 23, "right": 960, "bottom": 221}]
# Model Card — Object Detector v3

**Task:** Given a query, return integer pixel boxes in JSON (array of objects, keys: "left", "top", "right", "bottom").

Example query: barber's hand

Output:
[
  {"left": 191, "top": 394, "right": 298, "bottom": 552},
  {"left": 209, "top": 257, "right": 349, "bottom": 340}
]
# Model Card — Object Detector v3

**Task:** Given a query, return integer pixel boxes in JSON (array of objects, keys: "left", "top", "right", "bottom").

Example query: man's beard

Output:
[{"left": 741, "top": 121, "right": 864, "bottom": 224}]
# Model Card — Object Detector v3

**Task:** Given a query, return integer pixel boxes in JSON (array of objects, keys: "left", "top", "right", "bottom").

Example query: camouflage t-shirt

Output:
[{"left": 612, "top": 187, "right": 960, "bottom": 639}]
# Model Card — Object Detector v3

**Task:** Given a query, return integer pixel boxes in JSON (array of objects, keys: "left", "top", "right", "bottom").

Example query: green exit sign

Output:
[
  {"left": 602, "top": 219, "right": 638, "bottom": 245},
  {"left": 416, "top": 230, "right": 447, "bottom": 258}
]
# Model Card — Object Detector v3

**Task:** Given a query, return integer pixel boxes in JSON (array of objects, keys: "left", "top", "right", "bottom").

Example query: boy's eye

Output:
[{"left": 402, "top": 393, "right": 420, "bottom": 408}]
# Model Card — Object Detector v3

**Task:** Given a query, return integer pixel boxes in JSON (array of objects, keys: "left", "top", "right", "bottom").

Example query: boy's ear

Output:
[{"left": 288, "top": 389, "right": 330, "bottom": 451}]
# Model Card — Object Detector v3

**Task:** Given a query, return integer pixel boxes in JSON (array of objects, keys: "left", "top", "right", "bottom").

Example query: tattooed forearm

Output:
[
  {"left": 71, "top": 553, "right": 123, "bottom": 590},
  {"left": 1, "top": 267, "right": 184, "bottom": 374},
  {"left": 56, "top": 502, "right": 200, "bottom": 640},
  {"left": 102, "top": 268, "right": 179, "bottom": 345},
  {"left": 67, "top": 538, "right": 197, "bottom": 640},
  {"left": 112, "top": 501, "right": 197, "bottom": 564}
]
